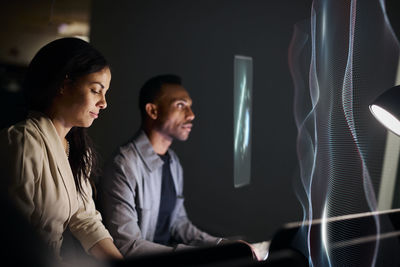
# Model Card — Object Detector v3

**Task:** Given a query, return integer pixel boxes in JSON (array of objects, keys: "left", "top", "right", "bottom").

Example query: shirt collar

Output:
[{"left": 133, "top": 130, "right": 173, "bottom": 172}]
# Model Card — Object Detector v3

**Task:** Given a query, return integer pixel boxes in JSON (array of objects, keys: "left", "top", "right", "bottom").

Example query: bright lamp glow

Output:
[{"left": 370, "top": 104, "right": 400, "bottom": 136}]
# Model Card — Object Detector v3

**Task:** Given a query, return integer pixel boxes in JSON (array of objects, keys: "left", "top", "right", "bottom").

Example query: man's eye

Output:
[{"left": 177, "top": 103, "right": 184, "bottom": 108}]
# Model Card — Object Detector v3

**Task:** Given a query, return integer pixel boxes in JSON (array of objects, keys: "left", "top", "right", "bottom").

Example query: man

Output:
[{"left": 98, "top": 74, "right": 224, "bottom": 257}]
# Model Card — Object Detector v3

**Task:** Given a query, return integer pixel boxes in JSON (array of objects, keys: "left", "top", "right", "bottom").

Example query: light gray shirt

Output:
[{"left": 99, "top": 130, "right": 220, "bottom": 257}]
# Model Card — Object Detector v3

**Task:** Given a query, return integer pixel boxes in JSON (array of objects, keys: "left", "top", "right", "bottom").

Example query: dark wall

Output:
[{"left": 89, "top": 0, "right": 312, "bottom": 242}]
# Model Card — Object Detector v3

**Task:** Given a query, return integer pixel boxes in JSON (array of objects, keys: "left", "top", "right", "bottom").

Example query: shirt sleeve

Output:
[
  {"left": 168, "top": 156, "right": 221, "bottom": 246},
  {"left": 68, "top": 178, "right": 113, "bottom": 253},
  {"left": 0, "top": 126, "right": 43, "bottom": 222},
  {"left": 99, "top": 153, "right": 174, "bottom": 257},
  {"left": 170, "top": 197, "right": 221, "bottom": 246}
]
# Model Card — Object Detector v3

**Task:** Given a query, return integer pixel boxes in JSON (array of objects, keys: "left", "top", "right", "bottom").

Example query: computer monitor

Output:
[{"left": 233, "top": 55, "right": 253, "bottom": 188}]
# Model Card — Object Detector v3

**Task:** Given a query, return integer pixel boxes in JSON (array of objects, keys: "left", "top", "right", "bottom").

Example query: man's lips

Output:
[
  {"left": 182, "top": 123, "right": 193, "bottom": 130},
  {"left": 89, "top": 112, "right": 99, "bottom": 118}
]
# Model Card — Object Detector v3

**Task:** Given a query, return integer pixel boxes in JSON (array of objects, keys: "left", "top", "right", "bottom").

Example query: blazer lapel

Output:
[{"left": 29, "top": 112, "right": 77, "bottom": 218}]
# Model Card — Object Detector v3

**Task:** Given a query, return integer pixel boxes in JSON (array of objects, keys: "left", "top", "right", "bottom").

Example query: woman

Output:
[{"left": 0, "top": 37, "right": 123, "bottom": 261}]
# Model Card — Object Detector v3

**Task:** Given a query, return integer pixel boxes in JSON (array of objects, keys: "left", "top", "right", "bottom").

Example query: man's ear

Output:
[{"left": 145, "top": 103, "right": 158, "bottom": 120}]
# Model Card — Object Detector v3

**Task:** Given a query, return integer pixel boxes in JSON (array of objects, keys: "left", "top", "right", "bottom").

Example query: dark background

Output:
[{"left": 89, "top": 0, "right": 313, "bottom": 242}]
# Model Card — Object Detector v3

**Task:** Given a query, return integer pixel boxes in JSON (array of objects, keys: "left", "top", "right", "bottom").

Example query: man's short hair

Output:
[{"left": 139, "top": 74, "right": 182, "bottom": 120}]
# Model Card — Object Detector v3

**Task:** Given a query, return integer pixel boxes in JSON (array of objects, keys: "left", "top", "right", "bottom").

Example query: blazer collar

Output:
[
  {"left": 28, "top": 111, "right": 67, "bottom": 160},
  {"left": 28, "top": 111, "right": 77, "bottom": 199},
  {"left": 133, "top": 130, "right": 173, "bottom": 172}
]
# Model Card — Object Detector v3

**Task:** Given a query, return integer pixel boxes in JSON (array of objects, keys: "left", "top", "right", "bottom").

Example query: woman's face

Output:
[{"left": 59, "top": 67, "right": 111, "bottom": 128}]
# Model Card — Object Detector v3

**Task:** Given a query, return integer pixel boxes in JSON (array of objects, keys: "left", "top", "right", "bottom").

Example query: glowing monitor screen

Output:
[{"left": 233, "top": 55, "right": 253, "bottom": 188}]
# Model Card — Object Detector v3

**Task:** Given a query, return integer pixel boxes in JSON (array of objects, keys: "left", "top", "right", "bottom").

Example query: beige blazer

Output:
[{"left": 0, "top": 112, "right": 112, "bottom": 258}]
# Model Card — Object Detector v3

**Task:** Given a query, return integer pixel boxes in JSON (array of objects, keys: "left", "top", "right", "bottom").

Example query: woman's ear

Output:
[
  {"left": 60, "top": 75, "right": 72, "bottom": 95},
  {"left": 145, "top": 103, "right": 158, "bottom": 120}
]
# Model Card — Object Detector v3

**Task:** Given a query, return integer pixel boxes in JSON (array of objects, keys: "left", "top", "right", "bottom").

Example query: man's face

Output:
[{"left": 154, "top": 84, "right": 195, "bottom": 141}]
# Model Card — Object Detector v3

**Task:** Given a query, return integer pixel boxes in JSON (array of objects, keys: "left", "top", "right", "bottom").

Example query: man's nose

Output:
[{"left": 186, "top": 107, "right": 195, "bottom": 121}]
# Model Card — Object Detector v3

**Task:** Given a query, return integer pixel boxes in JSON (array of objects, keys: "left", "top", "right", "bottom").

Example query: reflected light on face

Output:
[
  {"left": 155, "top": 84, "right": 195, "bottom": 141},
  {"left": 61, "top": 67, "right": 111, "bottom": 128}
]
